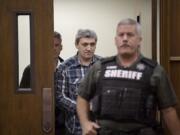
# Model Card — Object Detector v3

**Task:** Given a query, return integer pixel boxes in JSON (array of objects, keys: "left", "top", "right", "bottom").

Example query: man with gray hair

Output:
[
  {"left": 55, "top": 29, "right": 101, "bottom": 135},
  {"left": 77, "top": 18, "right": 180, "bottom": 135}
]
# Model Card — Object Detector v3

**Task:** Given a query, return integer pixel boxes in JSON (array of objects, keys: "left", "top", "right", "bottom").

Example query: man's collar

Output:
[{"left": 75, "top": 54, "right": 97, "bottom": 66}]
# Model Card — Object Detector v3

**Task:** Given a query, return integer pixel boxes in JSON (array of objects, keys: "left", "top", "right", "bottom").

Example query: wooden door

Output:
[
  {"left": 160, "top": 0, "right": 180, "bottom": 112},
  {"left": 0, "top": 0, "right": 54, "bottom": 135},
  {"left": 160, "top": 0, "right": 180, "bottom": 134}
]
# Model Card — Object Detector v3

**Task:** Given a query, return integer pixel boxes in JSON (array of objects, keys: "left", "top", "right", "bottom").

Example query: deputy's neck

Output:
[{"left": 118, "top": 53, "right": 139, "bottom": 68}]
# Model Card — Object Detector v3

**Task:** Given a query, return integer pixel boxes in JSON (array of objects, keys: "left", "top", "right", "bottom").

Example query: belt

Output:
[{"left": 97, "top": 120, "right": 146, "bottom": 132}]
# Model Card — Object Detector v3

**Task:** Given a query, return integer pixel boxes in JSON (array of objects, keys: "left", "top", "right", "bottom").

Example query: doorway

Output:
[{"left": 53, "top": 0, "right": 154, "bottom": 60}]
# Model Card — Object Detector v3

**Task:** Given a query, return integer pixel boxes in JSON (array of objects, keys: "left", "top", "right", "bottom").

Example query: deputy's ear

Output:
[
  {"left": 75, "top": 43, "right": 78, "bottom": 49},
  {"left": 114, "top": 36, "right": 118, "bottom": 46},
  {"left": 139, "top": 37, "right": 142, "bottom": 42}
]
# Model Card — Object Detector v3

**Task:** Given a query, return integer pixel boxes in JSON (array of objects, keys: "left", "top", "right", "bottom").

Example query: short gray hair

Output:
[
  {"left": 54, "top": 31, "right": 62, "bottom": 42},
  {"left": 117, "top": 18, "right": 141, "bottom": 36},
  {"left": 75, "top": 29, "right": 97, "bottom": 45}
]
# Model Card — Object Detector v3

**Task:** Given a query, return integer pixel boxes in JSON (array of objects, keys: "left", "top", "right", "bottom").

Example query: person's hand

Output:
[{"left": 82, "top": 121, "right": 100, "bottom": 135}]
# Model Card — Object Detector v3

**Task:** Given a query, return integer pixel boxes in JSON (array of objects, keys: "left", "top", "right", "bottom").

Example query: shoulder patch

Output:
[{"left": 141, "top": 57, "right": 157, "bottom": 68}]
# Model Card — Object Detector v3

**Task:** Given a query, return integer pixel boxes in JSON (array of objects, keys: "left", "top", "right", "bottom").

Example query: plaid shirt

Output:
[{"left": 55, "top": 54, "right": 101, "bottom": 135}]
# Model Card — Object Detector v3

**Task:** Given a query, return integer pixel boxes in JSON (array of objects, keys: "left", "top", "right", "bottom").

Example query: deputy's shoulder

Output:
[
  {"left": 89, "top": 57, "right": 109, "bottom": 72},
  {"left": 141, "top": 57, "right": 157, "bottom": 68},
  {"left": 100, "top": 56, "right": 116, "bottom": 64}
]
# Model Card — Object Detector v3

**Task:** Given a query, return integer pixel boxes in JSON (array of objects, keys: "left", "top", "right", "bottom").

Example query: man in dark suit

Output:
[{"left": 19, "top": 31, "right": 66, "bottom": 135}]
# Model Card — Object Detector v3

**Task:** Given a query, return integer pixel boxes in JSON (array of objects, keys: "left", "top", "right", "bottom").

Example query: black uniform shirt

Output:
[{"left": 78, "top": 55, "right": 177, "bottom": 131}]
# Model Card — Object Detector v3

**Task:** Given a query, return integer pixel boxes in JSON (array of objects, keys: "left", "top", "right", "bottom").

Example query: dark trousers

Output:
[
  {"left": 55, "top": 127, "right": 66, "bottom": 135},
  {"left": 98, "top": 127, "right": 159, "bottom": 135},
  {"left": 55, "top": 107, "right": 66, "bottom": 135}
]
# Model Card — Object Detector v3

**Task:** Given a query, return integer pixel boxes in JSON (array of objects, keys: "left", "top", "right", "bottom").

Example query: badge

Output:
[
  {"left": 106, "top": 66, "right": 117, "bottom": 69},
  {"left": 136, "top": 63, "right": 145, "bottom": 71}
]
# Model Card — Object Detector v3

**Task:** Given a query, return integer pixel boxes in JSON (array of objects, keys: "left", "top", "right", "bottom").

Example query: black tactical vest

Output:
[{"left": 92, "top": 56, "right": 158, "bottom": 126}]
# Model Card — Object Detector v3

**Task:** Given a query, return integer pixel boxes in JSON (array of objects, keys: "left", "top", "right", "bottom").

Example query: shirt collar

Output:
[
  {"left": 56, "top": 57, "right": 64, "bottom": 69},
  {"left": 74, "top": 54, "right": 98, "bottom": 67}
]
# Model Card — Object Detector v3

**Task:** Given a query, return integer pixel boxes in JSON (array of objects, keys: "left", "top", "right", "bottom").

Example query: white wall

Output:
[
  {"left": 54, "top": 0, "right": 152, "bottom": 59},
  {"left": 17, "top": 0, "right": 152, "bottom": 86}
]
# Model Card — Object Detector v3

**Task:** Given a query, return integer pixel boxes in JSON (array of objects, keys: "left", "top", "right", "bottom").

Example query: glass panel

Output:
[{"left": 17, "top": 15, "right": 31, "bottom": 90}]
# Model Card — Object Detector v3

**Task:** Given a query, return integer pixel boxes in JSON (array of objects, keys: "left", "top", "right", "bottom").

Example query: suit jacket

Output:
[{"left": 19, "top": 65, "right": 30, "bottom": 88}]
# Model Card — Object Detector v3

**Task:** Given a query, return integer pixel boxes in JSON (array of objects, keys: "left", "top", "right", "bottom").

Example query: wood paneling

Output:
[
  {"left": 160, "top": 0, "right": 171, "bottom": 73},
  {"left": 152, "top": 0, "right": 157, "bottom": 61},
  {"left": 160, "top": 0, "right": 180, "bottom": 134},
  {"left": 160, "top": 0, "right": 180, "bottom": 110},
  {"left": 170, "top": 1, "right": 180, "bottom": 56}
]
